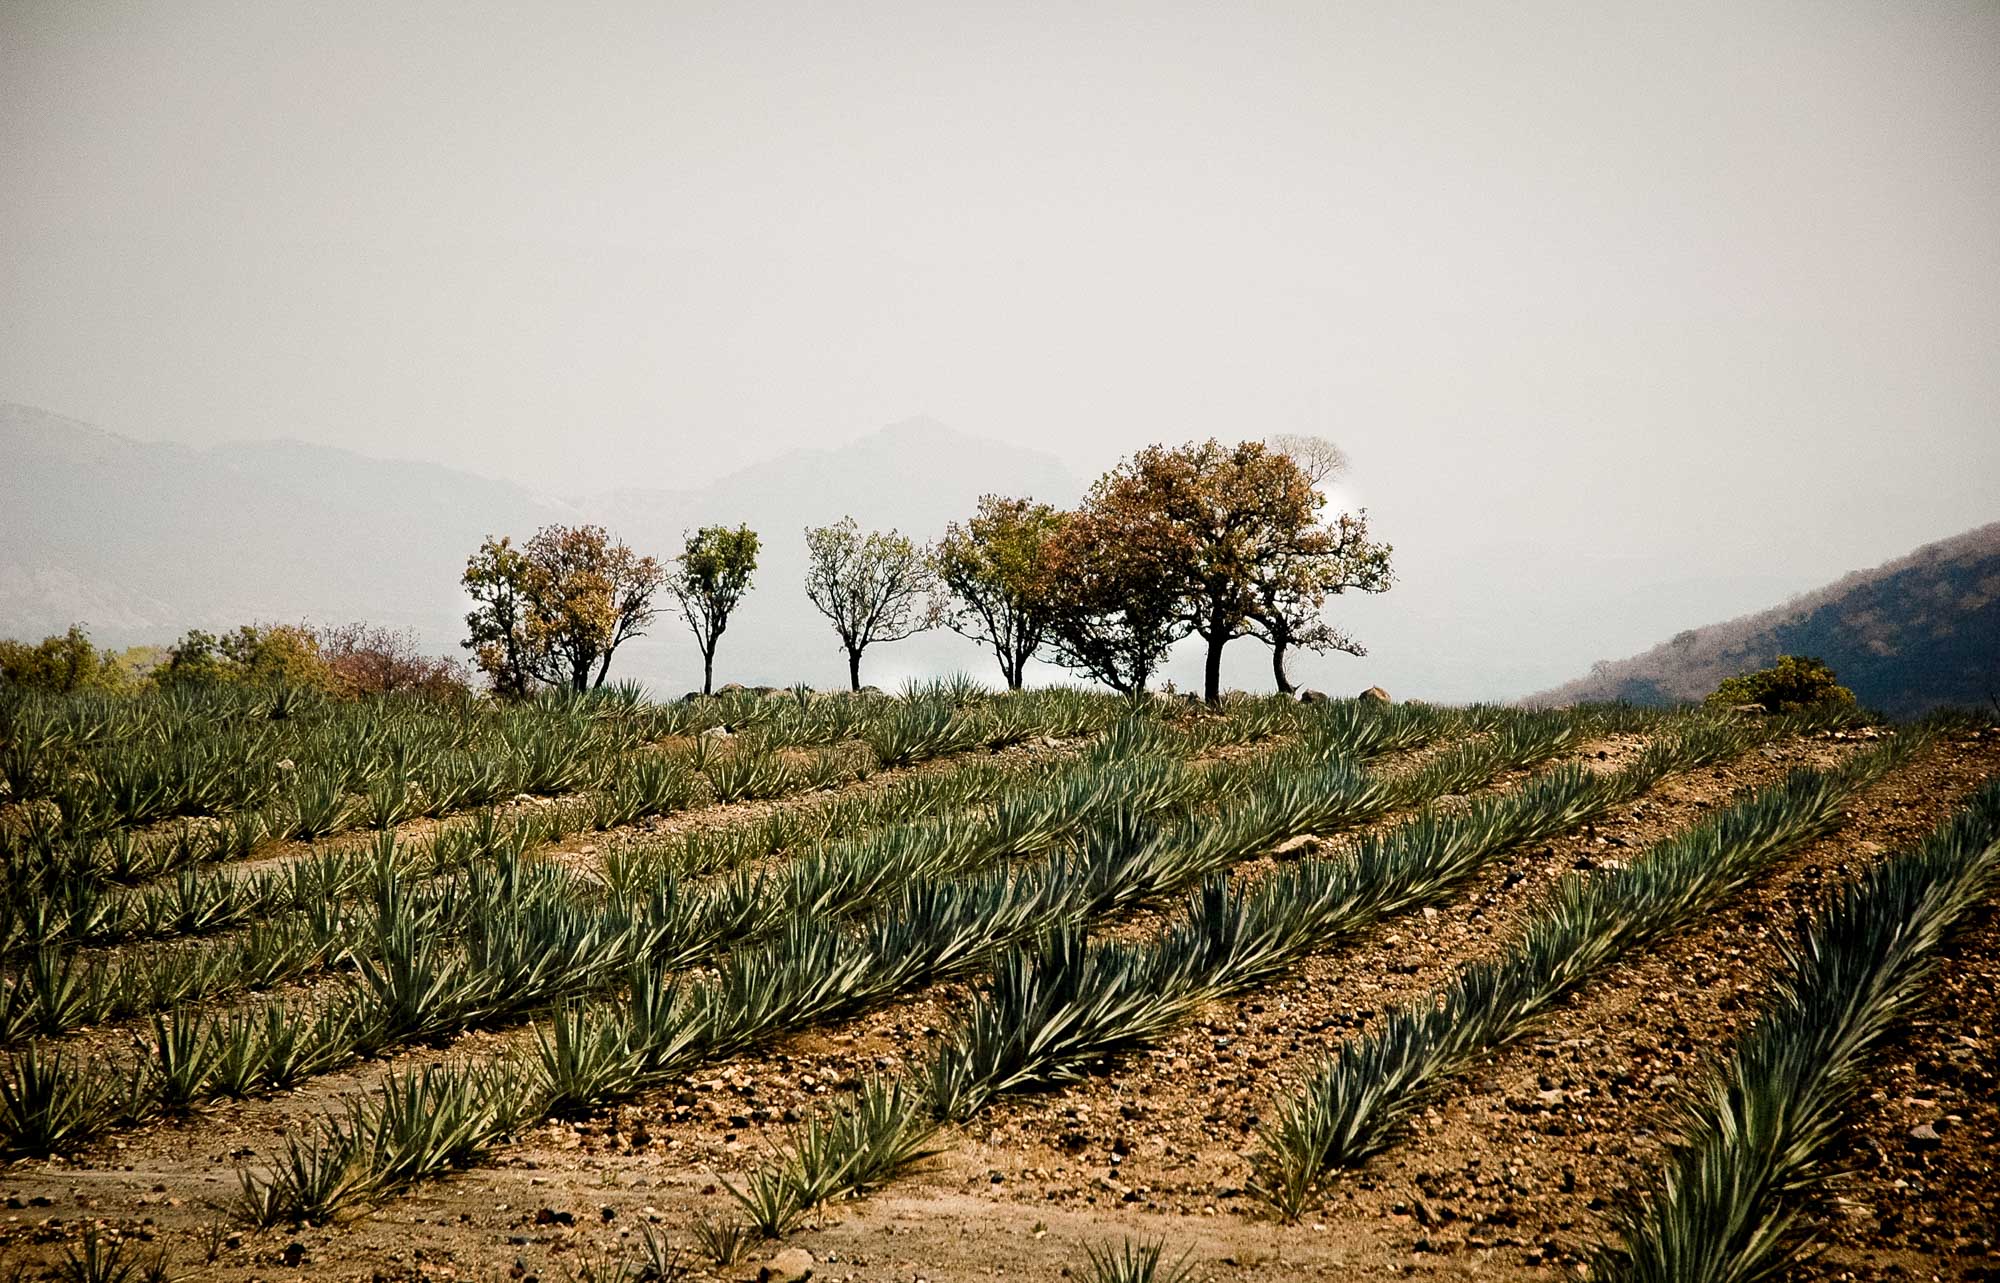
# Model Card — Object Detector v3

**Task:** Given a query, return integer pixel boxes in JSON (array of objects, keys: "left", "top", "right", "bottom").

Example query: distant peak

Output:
[{"left": 866, "top": 415, "right": 959, "bottom": 443}]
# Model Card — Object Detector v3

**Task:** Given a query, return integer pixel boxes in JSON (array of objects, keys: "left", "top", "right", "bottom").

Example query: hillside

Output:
[
  {"left": 0, "top": 401, "right": 1079, "bottom": 691},
  {"left": 1528, "top": 521, "right": 2000, "bottom": 717}
]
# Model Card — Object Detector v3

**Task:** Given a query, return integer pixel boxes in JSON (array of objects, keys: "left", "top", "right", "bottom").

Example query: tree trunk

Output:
[
  {"left": 1203, "top": 632, "right": 1226, "bottom": 705},
  {"left": 1271, "top": 636, "right": 1294, "bottom": 695},
  {"left": 592, "top": 650, "right": 613, "bottom": 689},
  {"left": 702, "top": 648, "right": 715, "bottom": 696},
  {"left": 847, "top": 647, "right": 862, "bottom": 693}
]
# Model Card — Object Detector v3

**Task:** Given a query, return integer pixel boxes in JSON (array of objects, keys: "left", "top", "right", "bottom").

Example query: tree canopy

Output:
[
  {"left": 803, "top": 517, "right": 940, "bottom": 691},
  {"left": 670, "top": 524, "right": 761, "bottom": 695},
  {"left": 461, "top": 524, "right": 664, "bottom": 695},
  {"left": 934, "top": 496, "right": 1062, "bottom": 690},
  {"left": 1041, "top": 498, "right": 1193, "bottom": 696},
  {"left": 1024, "top": 436, "right": 1391, "bottom": 700}
]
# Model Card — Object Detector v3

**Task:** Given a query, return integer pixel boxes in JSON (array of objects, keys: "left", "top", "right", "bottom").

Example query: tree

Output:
[
  {"left": 803, "top": 518, "right": 940, "bottom": 691},
  {"left": 669, "top": 525, "right": 760, "bottom": 695},
  {"left": 461, "top": 525, "right": 665, "bottom": 695},
  {"left": 1246, "top": 509, "right": 1393, "bottom": 694},
  {"left": 1264, "top": 433, "right": 1350, "bottom": 487},
  {"left": 461, "top": 536, "right": 537, "bottom": 700},
  {"left": 935, "top": 496, "right": 1062, "bottom": 690},
  {"left": 1085, "top": 440, "right": 1332, "bottom": 703},
  {"left": 1041, "top": 504, "right": 1193, "bottom": 696}
]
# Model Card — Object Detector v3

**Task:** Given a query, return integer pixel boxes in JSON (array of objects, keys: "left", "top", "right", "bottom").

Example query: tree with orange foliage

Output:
[
  {"left": 461, "top": 524, "right": 665, "bottom": 695},
  {"left": 1041, "top": 498, "right": 1194, "bottom": 697},
  {"left": 1045, "top": 438, "right": 1392, "bottom": 701},
  {"left": 1075, "top": 440, "right": 1315, "bottom": 702},
  {"left": 315, "top": 622, "right": 471, "bottom": 698}
]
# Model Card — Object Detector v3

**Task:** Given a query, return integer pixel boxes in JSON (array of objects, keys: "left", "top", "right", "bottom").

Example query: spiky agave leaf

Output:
[
  {"left": 0, "top": 1045, "right": 118, "bottom": 1156},
  {"left": 1246, "top": 744, "right": 1903, "bottom": 1218},
  {"left": 1586, "top": 778, "right": 2000, "bottom": 1283}
]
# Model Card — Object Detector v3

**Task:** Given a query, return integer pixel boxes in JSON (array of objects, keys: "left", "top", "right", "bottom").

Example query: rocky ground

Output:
[{"left": 2, "top": 725, "right": 1997, "bottom": 1283}]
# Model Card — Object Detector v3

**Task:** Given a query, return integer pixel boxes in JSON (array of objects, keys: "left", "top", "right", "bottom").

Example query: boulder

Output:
[
  {"left": 1359, "top": 686, "right": 1391, "bottom": 705},
  {"left": 758, "top": 1248, "right": 817, "bottom": 1282},
  {"left": 1296, "top": 689, "right": 1330, "bottom": 704},
  {"left": 718, "top": 682, "right": 747, "bottom": 694},
  {"left": 1728, "top": 702, "right": 1767, "bottom": 716}
]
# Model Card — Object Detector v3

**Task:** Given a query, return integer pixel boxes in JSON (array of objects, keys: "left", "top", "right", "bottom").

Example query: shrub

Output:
[
  {"left": 314, "top": 623, "right": 471, "bottom": 699},
  {"left": 1707, "top": 655, "right": 1854, "bottom": 713},
  {"left": 156, "top": 624, "right": 340, "bottom": 694},
  {"left": 0, "top": 626, "right": 131, "bottom": 693}
]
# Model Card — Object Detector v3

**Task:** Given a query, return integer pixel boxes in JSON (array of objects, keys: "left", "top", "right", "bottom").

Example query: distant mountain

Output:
[
  {"left": 0, "top": 401, "right": 576, "bottom": 643},
  {"left": 1527, "top": 521, "right": 2000, "bottom": 718},
  {"left": 0, "top": 402, "right": 1081, "bottom": 692}
]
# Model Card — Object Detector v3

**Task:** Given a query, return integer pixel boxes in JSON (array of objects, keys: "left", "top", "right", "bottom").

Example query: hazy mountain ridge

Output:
[
  {"left": 0, "top": 402, "right": 1081, "bottom": 691},
  {"left": 1527, "top": 521, "right": 2000, "bottom": 717}
]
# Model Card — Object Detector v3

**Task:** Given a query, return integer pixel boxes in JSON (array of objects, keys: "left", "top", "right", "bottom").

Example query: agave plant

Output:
[
  {"left": 285, "top": 765, "right": 357, "bottom": 840},
  {"left": 690, "top": 1214, "right": 750, "bottom": 1267},
  {"left": 145, "top": 1009, "right": 222, "bottom": 1112},
  {"left": 1586, "top": 775, "right": 2000, "bottom": 1283},
  {"left": 53, "top": 1225, "right": 173, "bottom": 1283},
  {"left": 533, "top": 1002, "right": 646, "bottom": 1116},
  {"left": 13, "top": 947, "right": 104, "bottom": 1038},
  {"left": 1079, "top": 1237, "right": 1202, "bottom": 1283},
  {"left": 1246, "top": 742, "right": 1904, "bottom": 1218},
  {"left": 705, "top": 743, "right": 799, "bottom": 804},
  {"left": 0, "top": 1045, "right": 117, "bottom": 1156},
  {"left": 235, "top": 1123, "right": 372, "bottom": 1227},
  {"left": 722, "top": 1077, "right": 941, "bottom": 1234}
]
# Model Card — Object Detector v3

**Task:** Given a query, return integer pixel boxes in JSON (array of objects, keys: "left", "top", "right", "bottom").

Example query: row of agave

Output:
[
  {"left": 595, "top": 750, "right": 1069, "bottom": 896},
  {"left": 2, "top": 684, "right": 661, "bottom": 836},
  {"left": 713, "top": 711, "right": 1803, "bottom": 1234},
  {"left": 0, "top": 734, "right": 1099, "bottom": 1045},
  {"left": 0, "top": 690, "right": 1255, "bottom": 1039},
  {"left": 0, "top": 687, "right": 1128, "bottom": 957},
  {"left": 0, "top": 698, "right": 1365, "bottom": 1145},
  {"left": 0, "top": 683, "right": 1131, "bottom": 911},
  {"left": 218, "top": 702, "right": 1597, "bottom": 1221},
  {"left": 1584, "top": 771, "right": 2000, "bottom": 1282},
  {"left": 1, "top": 800, "right": 574, "bottom": 958},
  {"left": 1242, "top": 732, "right": 1910, "bottom": 1219}
]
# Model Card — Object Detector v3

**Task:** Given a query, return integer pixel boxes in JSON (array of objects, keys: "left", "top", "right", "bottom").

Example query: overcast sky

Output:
[{"left": 4, "top": 1, "right": 1997, "bottom": 694}]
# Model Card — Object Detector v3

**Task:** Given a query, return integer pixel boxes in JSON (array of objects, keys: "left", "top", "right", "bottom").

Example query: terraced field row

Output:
[
  {"left": 0, "top": 685, "right": 1133, "bottom": 957},
  {"left": 9, "top": 699, "right": 1992, "bottom": 1283},
  {"left": 0, "top": 697, "right": 1467, "bottom": 1155},
  {"left": 211, "top": 702, "right": 1566, "bottom": 1220},
  {"left": 712, "top": 712, "right": 1817, "bottom": 1232}
]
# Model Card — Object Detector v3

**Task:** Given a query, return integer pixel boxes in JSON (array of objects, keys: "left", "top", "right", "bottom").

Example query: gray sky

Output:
[{"left": 4, "top": 1, "right": 1998, "bottom": 695}]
